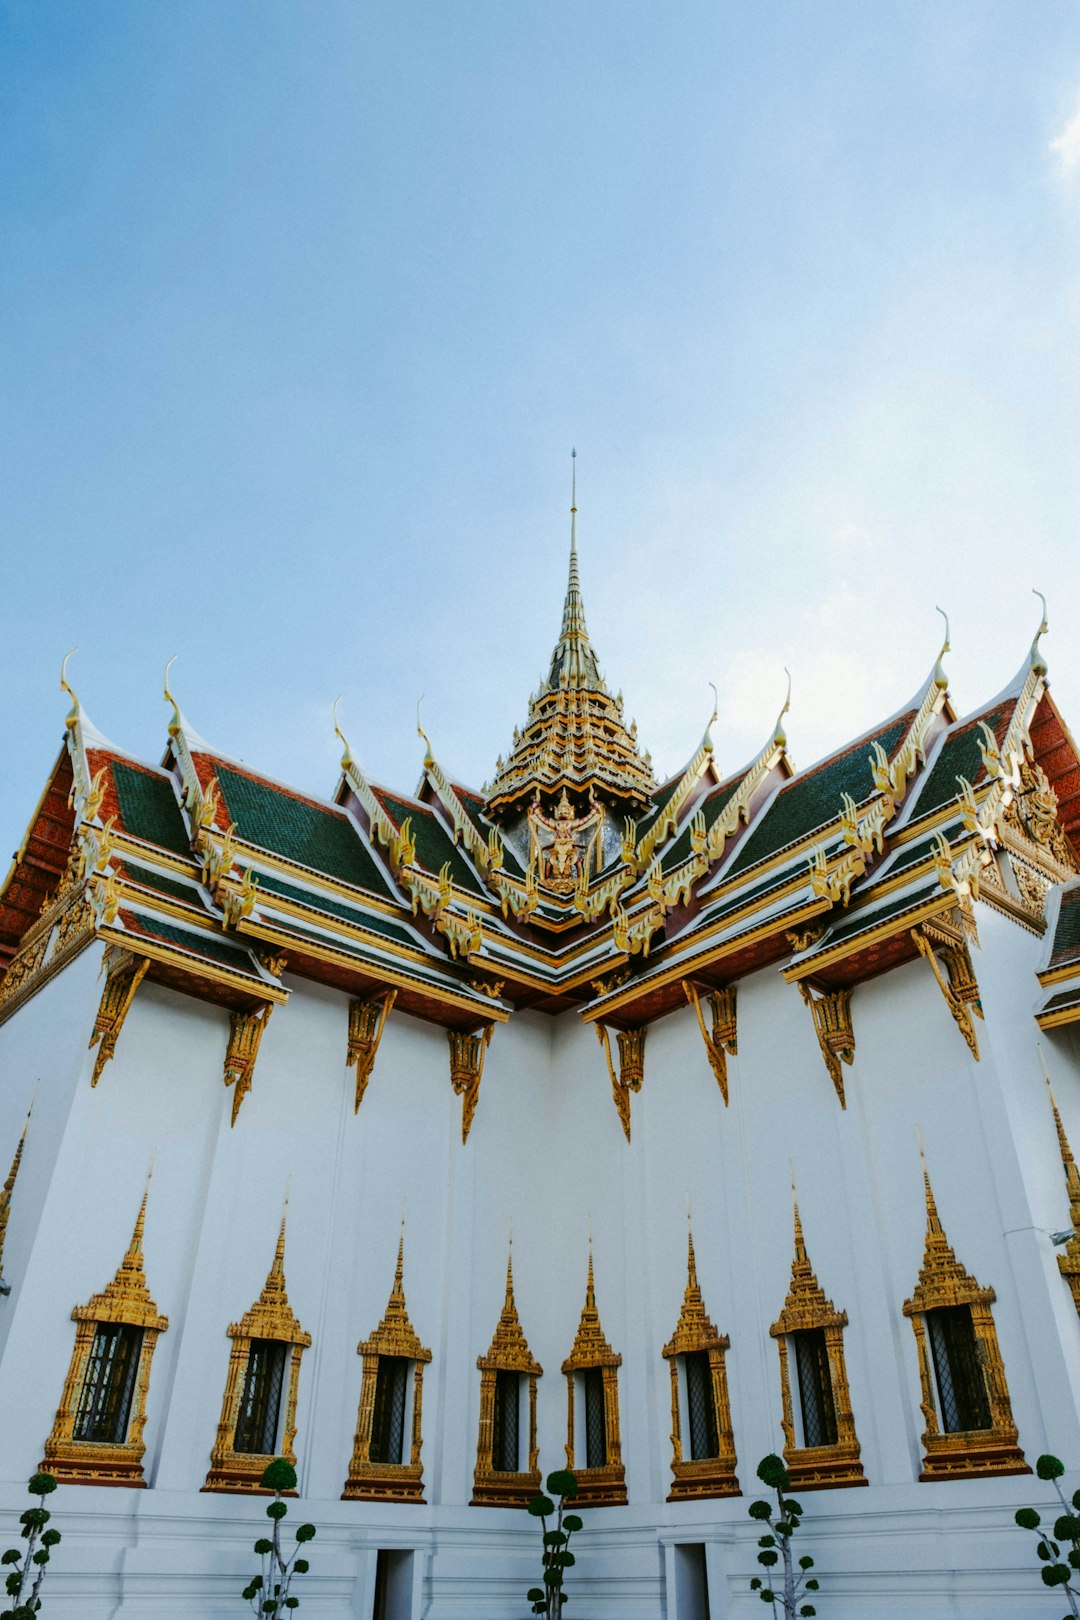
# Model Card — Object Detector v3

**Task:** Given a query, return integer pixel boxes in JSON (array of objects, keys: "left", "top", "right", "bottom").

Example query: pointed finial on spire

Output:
[
  {"left": 933, "top": 607, "right": 950, "bottom": 690},
  {"left": 163, "top": 655, "right": 182, "bottom": 738},
  {"left": 270, "top": 1182, "right": 290, "bottom": 1280},
  {"left": 1030, "top": 589, "right": 1049, "bottom": 676},
  {"left": 393, "top": 1226, "right": 406, "bottom": 1297},
  {"left": 585, "top": 1231, "right": 596, "bottom": 1310},
  {"left": 504, "top": 1235, "right": 515, "bottom": 1304},
  {"left": 125, "top": 1169, "right": 153, "bottom": 1268},
  {"left": 916, "top": 1131, "right": 943, "bottom": 1235},
  {"left": 60, "top": 648, "right": 80, "bottom": 732},
  {"left": 687, "top": 1219, "right": 698, "bottom": 1288}
]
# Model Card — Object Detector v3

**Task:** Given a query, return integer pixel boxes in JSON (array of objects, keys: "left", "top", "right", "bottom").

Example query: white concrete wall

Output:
[{"left": 1, "top": 906, "right": 1080, "bottom": 1617}]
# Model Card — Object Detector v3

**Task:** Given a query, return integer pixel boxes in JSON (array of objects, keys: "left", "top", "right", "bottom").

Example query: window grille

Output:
[
  {"left": 927, "top": 1306, "right": 991, "bottom": 1433},
  {"left": 491, "top": 1369, "right": 520, "bottom": 1473},
  {"left": 73, "top": 1323, "right": 143, "bottom": 1445},
  {"left": 583, "top": 1367, "right": 607, "bottom": 1469},
  {"left": 684, "top": 1350, "right": 720, "bottom": 1460},
  {"left": 371, "top": 1356, "right": 409, "bottom": 1465},
  {"left": 234, "top": 1338, "right": 287, "bottom": 1455},
  {"left": 793, "top": 1329, "right": 838, "bottom": 1449}
]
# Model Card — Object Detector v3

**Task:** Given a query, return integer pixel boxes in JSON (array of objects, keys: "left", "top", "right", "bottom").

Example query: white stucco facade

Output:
[{"left": 1, "top": 896, "right": 1079, "bottom": 1619}]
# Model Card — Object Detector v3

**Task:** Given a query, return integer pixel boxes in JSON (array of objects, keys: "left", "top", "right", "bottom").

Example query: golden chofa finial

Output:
[
  {"left": 933, "top": 606, "right": 950, "bottom": 690},
  {"left": 702, "top": 682, "right": 719, "bottom": 754},
  {"left": 163, "top": 655, "right": 182, "bottom": 739},
  {"left": 59, "top": 648, "right": 80, "bottom": 733},
  {"left": 1030, "top": 589, "right": 1049, "bottom": 676},
  {"left": 773, "top": 668, "right": 792, "bottom": 749},
  {"left": 416, "top": 696, "right": 433, "bottom": 769},
  {"left": 332, "top": 696, "right": 355, "bottom": 772}
]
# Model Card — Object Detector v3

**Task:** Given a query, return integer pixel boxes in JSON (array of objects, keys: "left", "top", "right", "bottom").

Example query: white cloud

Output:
[{"left": 1050, "top": 97, "right": 1080, "bottom": 179}]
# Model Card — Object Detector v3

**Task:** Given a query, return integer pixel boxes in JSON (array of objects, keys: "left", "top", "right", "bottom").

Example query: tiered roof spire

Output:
[{"left": 485, "top": 457, "right": 657, "bottom": 816}]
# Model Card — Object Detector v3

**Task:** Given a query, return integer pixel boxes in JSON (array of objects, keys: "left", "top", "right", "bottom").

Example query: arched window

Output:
[
  {"left": 662, "top": 1230, "right": 738, "bottom": 1500},
  {"left": 42, "top": 1186, "right": 168, "bottom": 1486},
  {"left": 560, "top": 1251, "right": 626, "bottom": 1507},
  {"left": 769, "top": 1201, "right": 865, "bottom": 1491},
  {"left": 902, "top": 1168, "right": 1028, "bottom": 1480},
  {"left": 204, "top": 1212, "right": 311, "bottom": 1494},
  {"left": 343, "top": 1236, "right": 432, "bottom": 1503},
  {"left": 472, "top": 1250, "right": 542, "bottom": 1507}
]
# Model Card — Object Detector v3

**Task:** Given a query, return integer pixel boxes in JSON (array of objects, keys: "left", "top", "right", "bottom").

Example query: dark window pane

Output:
[
  {"left": 492, "top": 1369, "right": 520, "bottom": 1473},
  {"left": 685, "top": 1350, "right": 720, "bottom": 1460},
  {"left": 927, "top": 1307, "right": 991, "bottom": 1432},
  {"left": 73, "top": 1324, "right": 144, "bottom": 1444},
  {"left": 583, "top": 1367, "right": 607, "bottom": 1469},
  {"left": 794, "top": 1329, "right": 838, "bottom": 1448},
  {"left": 371, "top": 1356, "right": 409, "bottom": 1465},
  {"left": 234, "top": 1339, "right": 287, "bottom": 1455}
]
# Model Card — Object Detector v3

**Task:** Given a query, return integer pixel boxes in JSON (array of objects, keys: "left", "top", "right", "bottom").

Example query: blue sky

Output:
[{"left": 3, "top": 2, "right": 1080, "bottom": 857}]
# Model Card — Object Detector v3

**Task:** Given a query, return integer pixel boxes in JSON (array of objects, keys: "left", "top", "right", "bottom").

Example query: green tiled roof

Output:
[
  {"left": 809, "top": 881, "right": 939, "bottom": 951},
  {"left": 377, "top": 792, "right": 485, "bottom": 896},
  {"left": 726, "top": 715, "right": 913, "bottom": 878},
  {"left": 215, "top": 766, "right": 391, "bottom": 898},
  {"left": 914, "top": 703, "right": 1012, "bottom": 820},
  {"left": 111, "top": 762, "right": 190, "bottom": 856},
  {"left": 126, "top": 911, "right": 262, "bottom": 975},
  {"left": 255, "top": 871, "right": 415, "bottom": 947},
  {"left": 635, "top": 773, "right": 684, "bottom": 842},
  {"left": 705, "top": 866, "right": 798, "bottom": 926},
  {"left": 1042, "top": 985, "right": 1080, "bottom": 1016},
  {"left": 1051, "top": 888, "right": 1080, "bottom": 967},
  {"left": 456, "top": 787, "right": 525, "bottom": 877},
  {"left": 119, "top": 859, "right": 203, "bottom": 907},
  {"left": 660, "top": 777, "right": 742, "bottom": 874}
]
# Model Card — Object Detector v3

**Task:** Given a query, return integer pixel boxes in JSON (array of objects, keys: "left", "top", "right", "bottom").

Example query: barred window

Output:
[
  {"left": 371, "top": 1356, "right": 409, "bottom": 1465},
  {"left": 684, "top": 1350, "right": 720, "bottom": 1460},
  {"left": 583, "top": 1367, "right": 607, "bottom": 1469},
  {"left": 927, "top": 1306, "right": 991, "bottom": 1433},
  {"left": 492, "top": 1369, "right": 520, "bottom": 1473},
  {"left": 793, "top": 1329, "right": 838, "bottom": 1448},
  {"left": 73, "top": 1323, "right": 143, "bottom": 1445},
  {"left": 234, "top": 1338, "right": 287, "bottom": 1456}
]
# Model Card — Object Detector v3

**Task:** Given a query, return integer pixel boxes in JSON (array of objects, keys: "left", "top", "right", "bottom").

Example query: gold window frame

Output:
[
  {"left": 343, "top": 1236, "right": 432, "bottom": 1503},
  {"left": 472, "top": 1249, "right": 542, "bottom": 1507},
  {"left": 769, "top": 1202, "right": 866, "bottom": 1491},
  {"left": 42, "top": 1186, "right": 168, "bottom": 1487},
  {"left": 204, "top": 1212, "right": 311, "bottom": 1495},
  {"left": 902, "top": 1168, "right": 1029, "bottom": 1480},
  {"left": 561, "top": 1252, "right": 626, "bottom": 1507},
  {"left": 662, "top": 1230, "right": 739, "bottom": 1501}
]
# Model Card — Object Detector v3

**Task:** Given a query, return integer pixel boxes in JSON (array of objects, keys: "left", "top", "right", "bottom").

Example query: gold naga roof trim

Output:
[{"left": 484, "top": 455, "right": 657, "bottom": 817}]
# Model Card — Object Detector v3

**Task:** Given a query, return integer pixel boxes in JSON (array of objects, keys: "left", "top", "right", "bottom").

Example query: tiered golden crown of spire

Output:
[{"left": 485, "top": 455, "right": 657, "bottom": 816}]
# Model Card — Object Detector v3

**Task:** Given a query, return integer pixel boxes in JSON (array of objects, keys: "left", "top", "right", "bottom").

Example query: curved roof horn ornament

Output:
[
  {"left": 1030, "top": 589, "right": 1049, "bottom": 676},
  {"left": 59, "top": 648, "right": 80, "bottom": 732},
  {"left": 163, "top": 655, "right": 183, "bottom": 739},
  {"left": 773, "top": 667, "right": 792, "bottom": 750},
  {"left": 932, "top": 606, "right": 950, "bottom": 690}
]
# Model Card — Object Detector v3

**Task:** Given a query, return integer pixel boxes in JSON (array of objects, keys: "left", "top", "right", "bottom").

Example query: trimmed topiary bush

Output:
[
  {"left": 1014, "top": 1454, "right": 1080, "bottom": 1618},
  {"left": 526, "top": 1470, "right": 583, "bottom": 1619},
  {"left": 1, "top": 1472, "right": 61, "bottom": 1619},
  {"left": 748, "top": 1454, "right": 820, "bottom": 1618},
  {"left": 242, "top": 1459, "right": 316, "bottom": 1617}
]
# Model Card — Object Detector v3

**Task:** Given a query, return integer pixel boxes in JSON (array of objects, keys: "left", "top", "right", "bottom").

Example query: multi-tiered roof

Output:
[{"left": 3, "top": 496, "right": 1080, "bottom": 1118}]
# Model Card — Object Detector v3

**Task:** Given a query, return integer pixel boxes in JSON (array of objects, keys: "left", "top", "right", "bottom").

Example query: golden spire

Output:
[
  {"left": 1042, "top": 1048, "right": 1080, "bottom": 1233},
  {"left": 485, "top": 455, "right": 657, "bottom": 816},
  {"left": 0, "top": 1107, "right": 31, "bottom": 1278}
]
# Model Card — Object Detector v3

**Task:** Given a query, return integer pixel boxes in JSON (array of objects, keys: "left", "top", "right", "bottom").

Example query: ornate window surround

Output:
[
  {"left": 561, "top": 1251, "right": 626, "bottom": 1507},
  {"left": 42, "top": 1185, "right": 168, "bottom": 1487},
  {"left": 343, "top": 1236, "right": 432, "bottom": 1503},
  {"left": 662, "top": 1229, "right": 739, "bottom": 1501},
  {"left": 902, "top": 1167, "right": 1029, "bottom": 1481},
  {"left": 769, "top": 1202, "right": 866, "bottom": 1491},
  {"left": 203, "top": 1210, "right": 311, "bottom": 1494},
  {"left": 471, "top": 1248, "right": 542, "bottom": 1507}
]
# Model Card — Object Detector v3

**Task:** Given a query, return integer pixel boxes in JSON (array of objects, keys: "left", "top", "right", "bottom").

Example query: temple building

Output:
[{"left": 2, "top": 477, "right": 1080, "bottom": 1618}]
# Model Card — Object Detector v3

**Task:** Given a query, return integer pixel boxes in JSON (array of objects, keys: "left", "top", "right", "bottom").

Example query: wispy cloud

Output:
[{"left": 1050, "top": 95, "right": 1080, "bottom": 179}]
